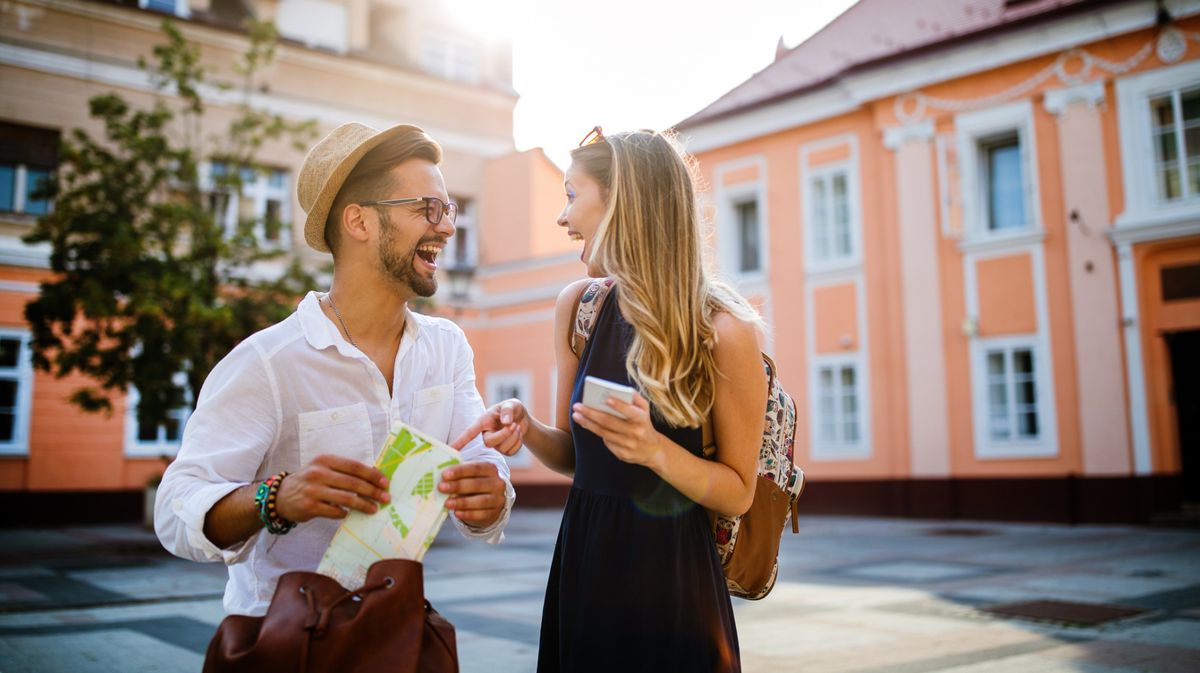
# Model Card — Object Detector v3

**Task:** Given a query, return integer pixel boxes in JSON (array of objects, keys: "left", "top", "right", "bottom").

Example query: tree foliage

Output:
[{"left": 24, "top": 20, "right": 319, "bottom": 434}]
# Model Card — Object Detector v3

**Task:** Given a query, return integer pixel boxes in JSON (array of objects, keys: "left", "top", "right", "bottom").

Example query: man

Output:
[{"left": 155, "top": 122, "right": 514, "bottom": 616}]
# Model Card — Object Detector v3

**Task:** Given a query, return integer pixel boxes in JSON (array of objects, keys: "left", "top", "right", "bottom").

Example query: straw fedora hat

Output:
[{"left": 297, "top": 122, "right": 427, "bottom": 253}]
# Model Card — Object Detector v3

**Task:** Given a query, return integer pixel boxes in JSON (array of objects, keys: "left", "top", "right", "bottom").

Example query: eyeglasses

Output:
[
  {"left": 578, "top": 126, "right": 605, "bottom": 147},
  {"left": 358, "top": 196, "right": 457, "bottom": 226}
]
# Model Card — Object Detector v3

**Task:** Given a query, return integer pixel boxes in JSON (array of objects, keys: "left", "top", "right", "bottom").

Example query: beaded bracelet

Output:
[{"left": 254, "top": 471, "right": 296, "bottom": 535}]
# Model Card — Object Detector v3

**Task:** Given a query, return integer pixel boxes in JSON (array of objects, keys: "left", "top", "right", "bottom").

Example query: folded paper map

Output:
[{"left": 317, "top": 422, "right": 461, "bottom": 589}]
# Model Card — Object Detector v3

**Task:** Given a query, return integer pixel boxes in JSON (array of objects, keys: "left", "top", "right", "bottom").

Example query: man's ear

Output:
[{"left": 341, "top": 203, "right": 372, "bottom": 244}]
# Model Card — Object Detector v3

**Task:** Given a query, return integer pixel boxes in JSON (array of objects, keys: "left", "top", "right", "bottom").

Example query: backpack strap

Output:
[{"left": 571, "top": 278, "right": 615, "bottom": 357}]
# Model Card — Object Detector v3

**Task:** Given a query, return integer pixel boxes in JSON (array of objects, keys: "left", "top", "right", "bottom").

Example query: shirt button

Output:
[
  {"left": 331, "top": 411, "right": 340, "bottom": 420},
  {"left": 172, "top": 498, "right": 184, "bottom": 513}
]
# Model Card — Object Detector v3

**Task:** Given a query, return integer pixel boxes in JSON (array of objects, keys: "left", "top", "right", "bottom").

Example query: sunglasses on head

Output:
[{"left": 578, "top": 126, "right": 605, "bottom": 147}]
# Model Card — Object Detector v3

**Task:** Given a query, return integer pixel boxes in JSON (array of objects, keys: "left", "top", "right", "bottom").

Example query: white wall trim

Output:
[
  {"left": 0, "top": 281, "right": 40, "bottom": 294},
  {"left": 713, "top": 155, "right": 770, "bottom": 288},
  {"left": 0, "top": 41, "right": 514, "bottom": 158},
  {"left": 805, "top": 272, "right": 872, "bottom": 461},
  {"left": 963, "top": 244, "right": 1059, "bottom": 460},
  {"left": 1117, "top": 243, "right": 1154, "bottom": 474},
  {"left": 0, "top": 329, "right": 34, "bottom": 456},
  {"left": 1115, "top": 58, "right": 1200, "bottom": 225},
  {"left": 1043, "top": 80, "right": 1107, "bottom": 117},
  {"left": 800, "top": 134, "right": 864, "bottom": 276},
  {"left": 883, "top": 120, "right": 935, "bottom": 151},
  {"left": 955, "top": 100, "right": 1044, "bottom": 243},
  {"left": 682, "top": 0, "right": 1199, "bottom": 153}
]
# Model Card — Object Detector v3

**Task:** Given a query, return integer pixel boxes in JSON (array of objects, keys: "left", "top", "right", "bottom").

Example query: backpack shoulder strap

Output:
[{"left": 571, "top": 277, "right": 615, "bottom": 357}]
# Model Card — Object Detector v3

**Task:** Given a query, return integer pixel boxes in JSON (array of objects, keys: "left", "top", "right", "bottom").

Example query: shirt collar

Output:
[{"left": 297, "top": 291, "right": 420, "bottom": 357}]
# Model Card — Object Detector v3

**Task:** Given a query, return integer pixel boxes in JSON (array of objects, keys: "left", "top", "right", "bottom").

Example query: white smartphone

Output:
[{"left": 581, "top": 376, "right": 636, "bottom": 419}]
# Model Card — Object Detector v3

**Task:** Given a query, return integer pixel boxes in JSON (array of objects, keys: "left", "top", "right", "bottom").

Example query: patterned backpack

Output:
[{"left": 572, "top": 278, "right": 805, "bottom": 600}]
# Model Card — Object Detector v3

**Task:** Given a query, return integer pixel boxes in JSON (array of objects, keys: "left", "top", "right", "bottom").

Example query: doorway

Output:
[{"left": 1166, "top": 330, "right": 1200, "bottom": 503}]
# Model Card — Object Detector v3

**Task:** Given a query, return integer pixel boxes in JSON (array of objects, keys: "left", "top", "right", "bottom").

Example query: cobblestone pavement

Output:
[{"left": 0, "top": 510, "right": 1197, "bottom": 672}]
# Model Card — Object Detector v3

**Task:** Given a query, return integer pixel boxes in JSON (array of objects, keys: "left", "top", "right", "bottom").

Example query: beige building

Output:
[{"left": 0, "top": 0, "right": 532, "bottom": 520}]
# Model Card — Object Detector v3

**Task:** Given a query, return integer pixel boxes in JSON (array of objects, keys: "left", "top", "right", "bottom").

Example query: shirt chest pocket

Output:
[
  {"left": 409, "top": 384, "right": 453, "bottom": 442},
  {"left": 297, "top": 403, "right": 375, "bottom": 468}
]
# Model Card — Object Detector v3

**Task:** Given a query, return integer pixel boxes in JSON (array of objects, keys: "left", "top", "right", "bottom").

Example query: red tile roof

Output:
[{"left": 678, "top": 0, "right": 1126, "bottom": 128}]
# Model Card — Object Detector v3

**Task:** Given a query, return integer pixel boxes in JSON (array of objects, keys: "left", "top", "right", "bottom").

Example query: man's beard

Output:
[{"left": 377, "top": 208, "right": 438, "bottom": 298}]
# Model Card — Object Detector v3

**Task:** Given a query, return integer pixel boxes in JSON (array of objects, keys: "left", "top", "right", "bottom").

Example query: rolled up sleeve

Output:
[
  {"left": 154, "top": 340, "right": 281, "bottom": 563},
  {"left": 446, "top": 326, "right": 514, "bottom": 544}
]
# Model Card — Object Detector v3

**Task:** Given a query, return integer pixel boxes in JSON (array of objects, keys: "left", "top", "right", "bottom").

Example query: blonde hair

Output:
[{"left": 571, "top": 130, "right": 763, "bottom": 428}]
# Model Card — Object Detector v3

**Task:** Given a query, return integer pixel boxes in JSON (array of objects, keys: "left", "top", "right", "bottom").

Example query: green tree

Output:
[{"left": 23, "top": 20, "right": 319, "bottom": 436}]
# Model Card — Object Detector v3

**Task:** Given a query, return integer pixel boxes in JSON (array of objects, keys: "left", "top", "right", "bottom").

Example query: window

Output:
[
  {"left": 982, "top": 134, "right": 1026, "bottom": 232},
  {"left": 446, "top": 197, "right": 476, "bottom": 270},
  {"left": 1149, "top": 87, "right": 1200, "bottom": 202},
  {"left": 208, "top": 162, "right": 291, "bottom": 248},
  {"left": 125, "top": 372, "right": 192, "bottom": 457},
  {"left": 138, "top": 0, "right": 189, "bottom": 18},
  {"left": 486, "top": 372, "right": 532, "bottom": 467},
  {"left": 809, "top": 356, "right": 867, "bottom": 459},
  {"left": 734, "top": 199, "right": 761, "bottom": 274},
  {"left": 955, "top": 102, "right": 1039, "bottom": 239},
  {"left": 421, "top": 36, "right": 480, "bottom": 84},
  {"left": 970, "top": 336, "right": 1056, "bottom": 458},
  {"left": 276, "top": 0, "right": 348, "bottom": 53},
  {"left": 0, "top": 331, "right": 33, "bottom": 455},
  {"left": 0, "top": 122, "right": 58, "bottom": 217},
  {"left": 716, "top": 176, "right": 766, "bottom": 282},
  {"left": 985, "top": 346, "right": 1038, "bottom": 441},
  {"left": 809, "top": 169, "right": 854, "bottom": 263}
]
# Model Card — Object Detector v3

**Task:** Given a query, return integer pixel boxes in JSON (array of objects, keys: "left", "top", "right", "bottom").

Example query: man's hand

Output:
[
  {"left": 275, "top": 454, "right": 391, "bottom": 523},
  {"left": 439, "top": 461, "right": 506, "bottom": 527},
  {"left": 450, "top": 398, "right": 528, "bottom": 456}
]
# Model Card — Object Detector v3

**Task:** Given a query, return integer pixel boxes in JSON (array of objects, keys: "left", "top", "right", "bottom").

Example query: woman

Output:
[{"left": 453, "top": 128, "right": 767, "bottom": 672}]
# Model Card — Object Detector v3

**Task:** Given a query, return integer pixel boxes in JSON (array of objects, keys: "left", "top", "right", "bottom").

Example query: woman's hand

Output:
[
  {"left": 571, "top": 393, "right": 666, "bottom": 469},
  {"left": 451, "top": 399, "right": 529, "bottom": 456}
]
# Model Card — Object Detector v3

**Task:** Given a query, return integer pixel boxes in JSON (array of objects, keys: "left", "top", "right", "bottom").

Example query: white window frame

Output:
[
  {"left": 0, "top": 163, "right": 53, "bottom": 216},
  {"left": 803, "top": 162, "right": 862, "bottom": 272},
  {"left": 714, "top": 157, "right": 768, "bottom": 287},
  {"left": 124, "top": 372, "right": 192, "bottom": 457},
  {"left": 969, "top": 335, "right": 1057, "bottom": 459},
  {"left": 204, "top": 162, "right": 292, "bottom": 250},
  {"left": 0, "top": 329, "right": 34, "bottom": 456},
  {"left": 486, "top": 371, "right": 532, "bottom": 467},
  {"left": 1116, "top": 59, "right": 1200, "bottom": 229},
  {"left": 138, "top": 0, "right": 189, "bottom": 18},
  {"left": 808, "top": 353, "right": 869, "bottom": 460},
  {"left": 955, "top": 101, "right": 1041, "bottom": 243},
  {"left": 445, "top": 196, "right": 478, "bottom": 270},
  {"left": 275, "top": 0, "right": 348, "bottom": 54},
  {"left": 420, "top": 34, "right": 481, "bottom": 84}
]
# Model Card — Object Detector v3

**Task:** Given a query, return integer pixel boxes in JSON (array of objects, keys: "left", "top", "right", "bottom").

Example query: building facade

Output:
[
  {"left": 0, "top": 0, "right": 526, "bottom": 521},
  {"left": 670, "top": 0, "right": 1200, "bottom": 521}
]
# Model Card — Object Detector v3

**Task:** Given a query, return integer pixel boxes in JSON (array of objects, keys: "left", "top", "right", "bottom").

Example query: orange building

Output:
[
  {"left": 465, "top": 0, "right": 1200, "bottom": 522},
  {"left": 0, "top": 0, "right": 521, "bottom": 522}
]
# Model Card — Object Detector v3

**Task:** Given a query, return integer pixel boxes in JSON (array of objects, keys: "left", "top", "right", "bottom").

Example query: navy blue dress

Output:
[{"left": 537, "top": 289, "right": 741, "bottom": 673}]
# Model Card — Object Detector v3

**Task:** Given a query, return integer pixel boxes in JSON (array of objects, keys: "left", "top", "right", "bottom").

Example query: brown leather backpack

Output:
[
  {"left": 572, "top": 278, "right": 805, "bottom": 600},
  {"left": 203, "top": 559, "right": 457, "bottom": 673}
]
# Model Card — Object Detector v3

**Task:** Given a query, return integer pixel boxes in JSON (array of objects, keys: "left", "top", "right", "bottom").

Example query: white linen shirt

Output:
[{"left": 155, "top": 291, "right": 514, "bottom": 616}]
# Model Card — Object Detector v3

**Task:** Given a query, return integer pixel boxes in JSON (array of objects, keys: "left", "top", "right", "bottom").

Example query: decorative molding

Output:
[
  {"left": 1116, "top": 243, "right": 1153, "bottom": 475},
  {"left": 683, "top": 1, "right": 1200, "bottom": 152},
  {"left": 1043, "top": 80, "right": 1107, "bottom": 116},
  {"left": 1110, "top": 214, "right": 1200, "bottom": 245},
  {"left": 958, "top": 229, "right": 1048, "bottom": 256},
  {"left": 882, "top": 120, "right": 935, "bottom": 150},
  {"left": 0, "top": 41, "right": 514, "bottom": 158}
]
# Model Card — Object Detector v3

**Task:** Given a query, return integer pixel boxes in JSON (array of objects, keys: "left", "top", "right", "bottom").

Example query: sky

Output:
[{"left": 448, "top": 0, "right": 862, "bottom": 168}]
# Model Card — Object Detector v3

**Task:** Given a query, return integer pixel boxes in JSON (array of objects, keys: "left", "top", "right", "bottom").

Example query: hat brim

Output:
[{"left": 303, "top": 123, "right": 425, "bottom": 253}]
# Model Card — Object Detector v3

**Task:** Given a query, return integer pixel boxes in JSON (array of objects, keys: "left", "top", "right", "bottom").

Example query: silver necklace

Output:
[{"left": 325, "top": 293, "right": 358, "bottom": 349}]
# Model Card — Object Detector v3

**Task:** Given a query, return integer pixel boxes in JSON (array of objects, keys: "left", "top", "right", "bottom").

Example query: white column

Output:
[
  {"left": 1045, "top": 83, "right": 1135, "bottom": 474},
  {"left": 885, "top": 122, "right": 951, "bottom": 476}
]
